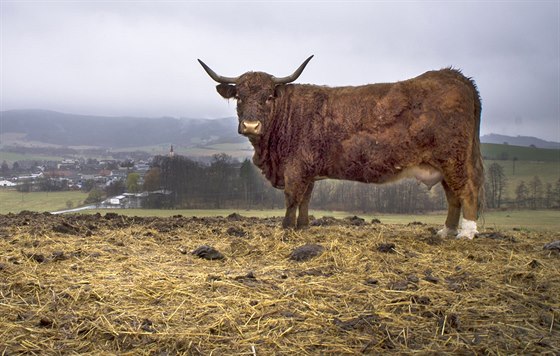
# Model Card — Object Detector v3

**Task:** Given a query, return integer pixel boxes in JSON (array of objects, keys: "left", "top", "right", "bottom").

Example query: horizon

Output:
[{"left": 1, "top": 108, "right": 559, "bottom": 145}]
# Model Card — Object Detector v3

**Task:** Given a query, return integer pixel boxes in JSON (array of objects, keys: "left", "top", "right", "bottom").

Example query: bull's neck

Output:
[{"left": 247, "top": 135, "right": 264, "bottom": 166}]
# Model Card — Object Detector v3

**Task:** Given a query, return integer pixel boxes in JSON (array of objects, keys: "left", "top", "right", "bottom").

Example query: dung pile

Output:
[{"left": 0, "top": 211, "right": 559, "bottom": 354}]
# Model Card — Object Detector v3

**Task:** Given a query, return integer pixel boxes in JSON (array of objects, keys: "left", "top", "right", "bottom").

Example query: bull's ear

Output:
[
  {"left": 274, "top": 85, "right": 286, "bottom": 98},
  {"left": 216, "top": 84, "right": 237, "bottom": 99}
]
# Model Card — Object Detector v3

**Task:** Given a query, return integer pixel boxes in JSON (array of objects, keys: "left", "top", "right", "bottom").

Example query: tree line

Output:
[
  {"left": 147, "top": 154, "right": 448, "bottom": 213},
  {"left": 484, "top": 162, "right": 560, "bottom": 209},
  {"left": 150, "top": 155, "right": 559, "bottom": 212}
]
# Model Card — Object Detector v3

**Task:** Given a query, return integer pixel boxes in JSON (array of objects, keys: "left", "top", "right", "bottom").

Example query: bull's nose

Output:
[{"left": 239, "top": 120, "right": 262, "bottom": 136}]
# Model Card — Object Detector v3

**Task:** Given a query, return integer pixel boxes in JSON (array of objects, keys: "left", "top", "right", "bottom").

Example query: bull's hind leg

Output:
[
  {"left": 437, "top": 180, "right": 460, "bottom": 237},
  {"left": 456, "top": 181, "right": 480, "bottom": 239}
]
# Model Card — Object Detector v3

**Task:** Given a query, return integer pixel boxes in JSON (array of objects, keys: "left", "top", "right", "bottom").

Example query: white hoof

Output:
[
  {"left": 437, "top": 226, "right": 458, "bottom": 238},
  {"left": 457, "top": 219, "right": 478, "bottom": 240}
]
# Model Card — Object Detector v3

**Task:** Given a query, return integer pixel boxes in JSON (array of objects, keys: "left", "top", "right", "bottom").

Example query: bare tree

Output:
[
  {"left": 486, "top": 162, "right": 507, "bottom": 208},
  {"left": 527, "top": 176, "right": 543, "bottom": 209},
  {"left": 515, "top": 181, "right": 528, "bottom": 208}
]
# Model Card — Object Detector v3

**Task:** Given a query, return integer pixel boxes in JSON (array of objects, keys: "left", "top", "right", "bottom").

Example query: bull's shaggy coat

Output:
[{"left": 200, "top": 58, "right": 483, "bottom": 239}]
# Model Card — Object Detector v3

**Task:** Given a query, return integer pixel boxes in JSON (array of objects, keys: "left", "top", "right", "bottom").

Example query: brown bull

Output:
[{"left": 199, "top": 56, "right": 484, "bottom": 239}]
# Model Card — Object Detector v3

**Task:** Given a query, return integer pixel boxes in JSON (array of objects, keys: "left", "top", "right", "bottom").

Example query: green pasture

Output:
[
  {"left": 0, "top": 151, "right": 67, "bottom": 165},
  {"left": 0, "top": 190, "right": 88, "bottom": 214},
  {"left": 481, "top": 143, "right": 560, "bottom": 162},
  {"left": 484, "top": 159, "right": 559, "bottom": 197}
]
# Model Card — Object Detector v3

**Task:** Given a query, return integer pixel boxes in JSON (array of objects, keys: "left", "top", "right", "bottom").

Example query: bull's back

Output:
[{"left": 317, "top": 69, "right": 479, "bottom": 183}]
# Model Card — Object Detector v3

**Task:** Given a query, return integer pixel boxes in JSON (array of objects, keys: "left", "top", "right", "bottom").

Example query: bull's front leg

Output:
[
  {"left": 296, "top": 181, "right": 315, "bottom": 229},
  {"left": 282, "top": 171, "right": 311, "bottom": 229}
]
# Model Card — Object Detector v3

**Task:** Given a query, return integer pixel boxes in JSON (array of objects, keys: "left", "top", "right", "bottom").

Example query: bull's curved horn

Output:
[
  {"left": 272, "top": 55, "right": 314, "bottom": 84},
  {"left": 198, "top": 59, "right": 239, "bottom": 84}
]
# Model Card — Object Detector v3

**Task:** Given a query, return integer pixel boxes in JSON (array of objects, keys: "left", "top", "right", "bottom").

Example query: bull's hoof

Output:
[
  {"left": 456, "top": 230, "right": 478, "bottom": 240},
  {"left": 282, "top": 218, "right": 296, "bottom": 230},
  {"left": 296, "top": 220, "right": 309, "bottom": 230},
  {"left": 436, "top": 226, "right": 458, "bottom": 238},
  {"left": 456, "top": 220, "right": 478, "bottom": 240}
]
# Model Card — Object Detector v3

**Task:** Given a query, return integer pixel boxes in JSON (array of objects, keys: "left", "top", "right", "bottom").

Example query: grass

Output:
[
  {"left": 79, "top": 208, "right": 560, "bottom": 232},
  {"left": 0, "top": 190, "right": 88, "bottom": 214},
  {"left": 0, "top": 151, "right": 68, "bottom": 164}
]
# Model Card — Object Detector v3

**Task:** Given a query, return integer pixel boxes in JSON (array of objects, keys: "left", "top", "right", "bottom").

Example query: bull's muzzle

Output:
[{"left": 238, "top": 120, "right": 262, "bottom": 136}]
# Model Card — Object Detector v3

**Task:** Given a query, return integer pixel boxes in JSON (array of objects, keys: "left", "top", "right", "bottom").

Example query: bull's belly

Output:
[
  {"left": 385, "top": 164, "right": 443, "bottom": 189},
  {"left": 320, "top": 164, "right": 443, "bottom": 189}
]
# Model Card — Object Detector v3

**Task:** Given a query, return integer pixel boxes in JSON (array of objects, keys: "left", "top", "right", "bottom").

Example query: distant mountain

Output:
[
  {"left": 3, "top": 110, "right": 558, "bottom": 152},
  {"left": 481, "top": 133, "right": 560, "bottom": 149},
  {"left": 0, "top": 109, "right": 241, "bottom": 148}
]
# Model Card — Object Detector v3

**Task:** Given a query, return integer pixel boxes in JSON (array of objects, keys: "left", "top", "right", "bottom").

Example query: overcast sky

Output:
[{"left": 1, "top": 1, "right": 559, "bottom": 141}]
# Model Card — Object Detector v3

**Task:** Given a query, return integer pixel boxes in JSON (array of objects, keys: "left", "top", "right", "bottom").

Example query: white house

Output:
[
  {"left": 0, "top": 180, "right": 16, "bottom": 187},
  {"left": 109, "top": 195, "right": 126, "bottom": 205}
]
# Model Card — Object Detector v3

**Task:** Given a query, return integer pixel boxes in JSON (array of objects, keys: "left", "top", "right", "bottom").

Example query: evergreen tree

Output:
[{"left": 1, "top": 161, "right": 9, "bottom": 177}]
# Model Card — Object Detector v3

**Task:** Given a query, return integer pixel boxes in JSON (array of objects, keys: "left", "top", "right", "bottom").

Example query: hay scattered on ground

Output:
[{"left": 0, "top": 211, "right": 559, "bottom": 354}]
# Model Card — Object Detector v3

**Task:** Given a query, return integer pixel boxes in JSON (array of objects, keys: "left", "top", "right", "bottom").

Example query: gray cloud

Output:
[{"left": 1, "top": 1, "right": 558, "bottom": 141}]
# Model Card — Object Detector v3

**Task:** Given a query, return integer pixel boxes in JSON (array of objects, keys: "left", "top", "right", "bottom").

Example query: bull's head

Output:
[{"left": 198, "top": 56, "right": 313, "bottom": 137}]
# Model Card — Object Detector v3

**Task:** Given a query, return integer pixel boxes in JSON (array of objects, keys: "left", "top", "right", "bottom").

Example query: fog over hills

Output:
[
  {"left": 1, "top": 110, "right": 241, "bottom": 148},
  {"left": 1, "top": 109, "right": 558, "bottom": 150}
]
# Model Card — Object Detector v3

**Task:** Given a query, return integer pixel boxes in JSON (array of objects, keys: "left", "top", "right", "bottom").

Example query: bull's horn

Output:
[
  {"left": 272, "top": 55, "right": 314, "bottom": 84},
  {"left": 198, "top": 59, "right": 239, "bottom": 84}
]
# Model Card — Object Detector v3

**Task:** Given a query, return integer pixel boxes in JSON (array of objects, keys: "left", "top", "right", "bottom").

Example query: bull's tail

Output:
[{"left": 469, "top": 77, "right": 485, "bottom": 220}]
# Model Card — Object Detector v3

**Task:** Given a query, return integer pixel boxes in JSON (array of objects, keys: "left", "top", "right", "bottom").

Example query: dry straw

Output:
[{"left": 0, "top": 211, "right": 558, "bottom": 354}]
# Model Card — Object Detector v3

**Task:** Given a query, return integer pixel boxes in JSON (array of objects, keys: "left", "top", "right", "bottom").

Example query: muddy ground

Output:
[{"left": 0, "top": 211, "right": 559, "bottom": 354}]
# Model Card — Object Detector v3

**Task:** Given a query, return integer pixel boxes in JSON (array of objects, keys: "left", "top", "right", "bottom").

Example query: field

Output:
[
  {"left": 2, "top": 190, "right": 560, "bottom": 232},
  {"left": 77, "top": 208, "right": 560, "bottom": 232},
  {"left": 0, "top": 211, "right": 558, "bottom": 354},
  {"left": 481, "top": 143, "right": 560, "bottom": 162},
  {"left": 484, "top": 159, "right": 559, "bottom": 197},
  {"left": 0, "top": 190, "right": 88, "bottom": 215}
]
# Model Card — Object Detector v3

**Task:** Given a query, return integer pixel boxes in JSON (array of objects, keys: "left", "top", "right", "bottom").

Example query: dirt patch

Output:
[{"left": 0, "top": 211, "right": 558, "bottom": 354}]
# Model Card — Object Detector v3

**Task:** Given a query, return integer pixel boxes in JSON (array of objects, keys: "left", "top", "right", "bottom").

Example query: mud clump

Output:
[
  {"left": 289, "top": 244, "right": 325, "bottom": 261},
  {"left": 543, "top": 240, "right": 560, "bottom": 251},
  {"left": 345, "top": 215, "right": 366, "bottom": 226},
  {"left": 52, "top": 221, "right": 81, "bottom": 235},
  {"left": 227, "top": 213, "right": 243, "bottom": 221},
  {"left": 310, "top": 216, "right": 338, "bottom": 226},
  {"left": 192, "top": 245, "right": 225, "bottom": 260},
  {"left": 377, "top": 242, "right": 396, "bottom": 253},
  {"left": 226, "top": 226, "right": 247, "bottom": 237}
]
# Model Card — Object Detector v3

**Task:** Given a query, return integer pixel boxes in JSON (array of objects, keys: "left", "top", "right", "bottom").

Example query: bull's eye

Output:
[{"left": 266, "top": 95, "right": 275, "bottom": 104}]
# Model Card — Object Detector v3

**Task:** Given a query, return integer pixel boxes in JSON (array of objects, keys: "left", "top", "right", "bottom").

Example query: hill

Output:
[
  {"left": 481, "top": 143, "right": 560, "bottom": 162},
  {"left": 0, "top": 109, "right": 241, "bottom": 148},
  {"left": 2, "top": 110, "right": 559, "bottom": 163},
  {"left": 481, "top": 133, "right": 560, "bottom": 149}
]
